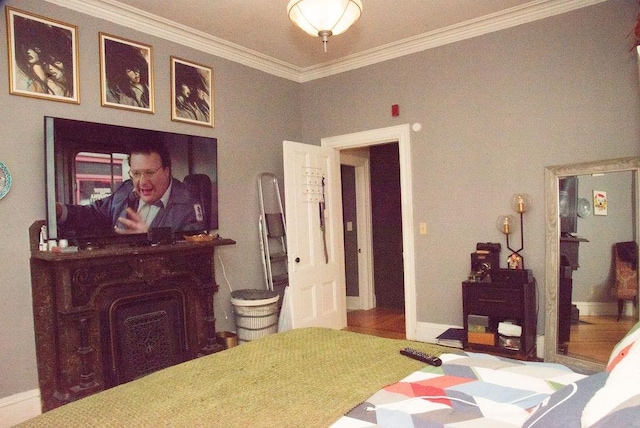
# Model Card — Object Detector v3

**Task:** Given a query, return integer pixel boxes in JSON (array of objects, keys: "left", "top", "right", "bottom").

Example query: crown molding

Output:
[
  {"left": 298, "top": 0, "right": 607, "bottom": 82},
  {"left": 43, "top": 0, "right": 302, "bottom": 81},
  {"left": 44, "top": 0, "right": 606, "bottom": 83}
]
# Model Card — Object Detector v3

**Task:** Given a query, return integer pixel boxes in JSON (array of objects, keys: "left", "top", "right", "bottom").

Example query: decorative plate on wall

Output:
[
  {"left": 577, "top": 197, "right": 591, "bottom": 218},
  {"left": 0, "top": 162, "right": 12, "bottom": 200}
]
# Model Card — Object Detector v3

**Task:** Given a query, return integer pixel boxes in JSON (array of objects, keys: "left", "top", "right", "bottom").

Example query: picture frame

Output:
[
  {"left": 171, "top": 56, "right": 214, "bottom": 127},
  {"left": 99, "top": 33, "right": 154, "bottom": 113},
  {"left": 593, "top": 190, "right": 607, "bottom": 216},
  {"left": 5, "top": 7, "right": 80, "bottom": 103}
]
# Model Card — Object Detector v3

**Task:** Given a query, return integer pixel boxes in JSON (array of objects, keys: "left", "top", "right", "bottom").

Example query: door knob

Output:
[{"left": 295, "top": 257, "right": 300, "bottom": 263}]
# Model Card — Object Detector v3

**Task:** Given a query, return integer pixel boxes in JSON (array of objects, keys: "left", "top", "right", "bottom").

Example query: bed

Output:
[{"left": 19, "top": 324, "right": 640, "bottom": 427}]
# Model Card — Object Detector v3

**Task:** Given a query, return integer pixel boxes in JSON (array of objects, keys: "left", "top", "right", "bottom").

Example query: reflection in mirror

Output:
[{"left": 545, "top": 157, "right": 639, "bottom": 374}]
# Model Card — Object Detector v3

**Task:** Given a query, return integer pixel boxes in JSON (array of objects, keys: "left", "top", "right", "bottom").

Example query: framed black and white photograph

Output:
[
  {"left": 171, "top": 57, "right": 213, "bottom": 127},
  {"left": 99, "top": 33, "right": 154, "bottom": 113},
  {"left": 6, "top": 7, "right": 79, "bottom": 103}
]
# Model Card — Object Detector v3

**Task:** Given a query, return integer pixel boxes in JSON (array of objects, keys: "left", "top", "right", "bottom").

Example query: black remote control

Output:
[{"left": 400, "top": 348, "right": 442, "bottom": 366}]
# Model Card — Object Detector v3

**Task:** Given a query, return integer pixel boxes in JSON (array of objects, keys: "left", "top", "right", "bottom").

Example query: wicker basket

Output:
[{"left": 230, "top": 290, "right": 280, "bottom": 343}]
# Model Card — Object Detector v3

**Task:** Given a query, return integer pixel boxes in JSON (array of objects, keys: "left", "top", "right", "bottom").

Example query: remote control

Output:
[{"left": 400, "top": 348, "right": 442, "bottom": 366}]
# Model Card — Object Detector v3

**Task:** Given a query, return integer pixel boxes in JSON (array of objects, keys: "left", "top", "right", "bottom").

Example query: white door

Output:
[
  {"left": 340, "top": 151, "right": 375, "bottom": 311},
  {"left": 283, "top": 140, "right": 346, "bottom": 329}
]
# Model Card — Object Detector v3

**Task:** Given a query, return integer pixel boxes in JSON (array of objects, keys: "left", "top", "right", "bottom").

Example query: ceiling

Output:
[{"left": 47, "top": 0, "right": 604, "bottom": 82}]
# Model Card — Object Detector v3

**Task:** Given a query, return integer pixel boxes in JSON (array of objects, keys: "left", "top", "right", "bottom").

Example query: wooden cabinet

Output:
[{"left": 462, "top": 277, "right": 537, "bottom": 359}]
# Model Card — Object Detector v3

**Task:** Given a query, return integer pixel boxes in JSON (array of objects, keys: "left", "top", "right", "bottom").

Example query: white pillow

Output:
[{"left": 581, "top": 336, "right": 640, "bottom": 427}]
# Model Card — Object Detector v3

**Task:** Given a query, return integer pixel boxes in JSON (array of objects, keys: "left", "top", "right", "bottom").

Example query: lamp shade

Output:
[
  {"left": 288, "top": 0, "right": 362, "bottom": 49},
  {"left": 496, "top": 214, "right": 517, "bottom": 235},
  {"left": 511, "top": 193, "right": 532, "bottom": 214}
]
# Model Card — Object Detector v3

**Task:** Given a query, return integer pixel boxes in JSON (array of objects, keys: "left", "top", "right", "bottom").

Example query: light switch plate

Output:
[{"left": 419, "top": 222, "right": 427, "bottom": 235}]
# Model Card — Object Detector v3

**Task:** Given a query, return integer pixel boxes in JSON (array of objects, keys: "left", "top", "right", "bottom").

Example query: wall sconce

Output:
[{"left": 496, "top": 193, "right": 531, "bottom": 269}]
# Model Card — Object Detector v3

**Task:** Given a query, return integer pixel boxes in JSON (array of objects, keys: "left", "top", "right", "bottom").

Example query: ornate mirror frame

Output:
[{"left": 544, "top": 157, "right": 640, "bottom": 373}]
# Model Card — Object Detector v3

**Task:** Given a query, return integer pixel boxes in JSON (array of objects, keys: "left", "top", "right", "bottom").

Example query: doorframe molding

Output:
[{"left": 322, "top": 124, "right": 416, "bottom": 340}]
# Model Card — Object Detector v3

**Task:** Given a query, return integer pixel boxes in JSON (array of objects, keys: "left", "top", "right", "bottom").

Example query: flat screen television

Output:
[{"left": 44, "top": 116, "right": 218, "bottom": 243}]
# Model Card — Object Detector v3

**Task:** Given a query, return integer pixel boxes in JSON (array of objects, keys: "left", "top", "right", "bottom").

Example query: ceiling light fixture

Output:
[{"left": 287, "top": 0, "right": 363, "bottom": 53}]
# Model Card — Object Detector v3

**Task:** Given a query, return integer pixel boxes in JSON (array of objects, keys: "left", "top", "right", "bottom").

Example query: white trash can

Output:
[{"left": 230, "top": 289, "right": 280, "bottom": 344}]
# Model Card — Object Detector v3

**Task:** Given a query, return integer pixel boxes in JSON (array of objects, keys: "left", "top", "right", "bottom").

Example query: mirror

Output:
[{"left": 545, "top": 157, "right": 639, "bottom": 373}]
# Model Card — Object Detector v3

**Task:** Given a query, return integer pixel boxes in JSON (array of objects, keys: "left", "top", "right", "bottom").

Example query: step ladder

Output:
[{"left": 258, "top": 173, "right": 288, "bottom": 292}]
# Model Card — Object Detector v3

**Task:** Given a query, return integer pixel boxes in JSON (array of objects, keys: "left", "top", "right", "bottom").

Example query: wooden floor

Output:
[
  {"left": 344, "top": 309, "right": 635, "bottom": 364},
  {"left": 564, "top": 315, "right": 635, "bottom": 363},
  {"left": 344, "top": 307, "right": 405, "bottom": 339}
]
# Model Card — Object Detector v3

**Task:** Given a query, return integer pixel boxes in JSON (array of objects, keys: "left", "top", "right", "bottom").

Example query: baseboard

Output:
[
  {"left": 574, "top": 301, "right": 637, "bottom": 317},
  {"left": 346, "top": 296, "right": 361, "bottom": 311},
  {"left": 0, "top": 389, "right": 41, "bottom": 427},
  {"left": 415, "top": 321, "right": 463, "bottom": 345},
  {"left": 414, "top": 304, "right": 632, "bottom": 341}
]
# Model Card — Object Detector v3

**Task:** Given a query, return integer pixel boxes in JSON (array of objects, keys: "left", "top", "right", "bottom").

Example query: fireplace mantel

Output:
[{"left": 29, "top": 222, "right": 234, "bottom": 411}]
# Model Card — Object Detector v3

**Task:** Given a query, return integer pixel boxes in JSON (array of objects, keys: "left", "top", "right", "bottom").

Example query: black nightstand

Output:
[{"left": 462, "top": 272, "right": 537, "bottom": 360}]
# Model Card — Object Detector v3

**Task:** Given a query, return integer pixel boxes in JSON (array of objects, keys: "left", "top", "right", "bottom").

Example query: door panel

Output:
[{"left": 283, "top": 141, "right": 346, "bottom": 329}]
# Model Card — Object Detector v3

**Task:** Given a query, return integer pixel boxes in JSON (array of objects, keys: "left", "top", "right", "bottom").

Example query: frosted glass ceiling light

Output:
[{"left": 287, "top": 0, "right": 363, "bottom": 53}]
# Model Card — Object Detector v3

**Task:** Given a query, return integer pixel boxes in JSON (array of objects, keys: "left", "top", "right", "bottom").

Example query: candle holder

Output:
[{"left": 496, "top": 193, "right": 531, "bottom": 269}]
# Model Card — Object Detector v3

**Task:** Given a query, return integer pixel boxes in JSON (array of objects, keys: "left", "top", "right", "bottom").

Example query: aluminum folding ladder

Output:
[{"left": 258, "top": 173, "right": 288, "bottom": 292}]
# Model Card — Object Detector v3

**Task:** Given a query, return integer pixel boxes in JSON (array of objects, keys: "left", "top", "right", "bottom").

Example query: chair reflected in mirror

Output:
[{"left": 614, "top": 241, "right": 638, "bottom": 321}]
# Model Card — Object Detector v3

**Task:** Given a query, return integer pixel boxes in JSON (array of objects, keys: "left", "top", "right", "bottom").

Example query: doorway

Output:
[
  {"left": 341, "top": 144, "right": 404, "bottom": 313},
  {"left": 322, "top": 124, "right": 416, "bottom": 339},
  {"left": 369, "top": 143, "right": 404, "bottom": 309},
  {"left": 340, "top": 149, "right": 374, "bottom": 311}
]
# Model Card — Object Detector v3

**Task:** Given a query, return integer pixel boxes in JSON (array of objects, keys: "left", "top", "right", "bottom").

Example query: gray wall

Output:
[
  {"left": 1, "top": 0, "right": 639, "bottom": 403},
  {"left": 300, "top": 0, "right": 640, "bottom": 327},
  {"left": 0, "top": 0, "right": 300, "bottom": 398}
]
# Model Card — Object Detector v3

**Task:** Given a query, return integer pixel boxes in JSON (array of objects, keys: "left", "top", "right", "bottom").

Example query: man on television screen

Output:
[{"left": 57, "top": 140, "right": 205, "bottom": 237}]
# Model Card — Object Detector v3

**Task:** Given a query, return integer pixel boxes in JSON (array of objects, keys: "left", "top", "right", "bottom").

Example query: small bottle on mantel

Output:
[{"left": 39, "top": 225, "right": 47, "bottom": 251}]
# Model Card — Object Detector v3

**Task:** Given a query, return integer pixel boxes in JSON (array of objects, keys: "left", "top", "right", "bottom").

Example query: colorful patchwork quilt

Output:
[{"left": 331, "top": 352, "right": 587, "bottom": 428}]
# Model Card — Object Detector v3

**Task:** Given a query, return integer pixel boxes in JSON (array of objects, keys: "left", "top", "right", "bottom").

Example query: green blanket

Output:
[{"left": 20, "top": 328, "right": 452, "bottom": 427}]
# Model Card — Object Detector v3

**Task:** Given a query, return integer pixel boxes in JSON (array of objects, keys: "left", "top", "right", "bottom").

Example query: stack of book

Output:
[{"left": 436, "top": 328, "right": 464, "bottom": 348}]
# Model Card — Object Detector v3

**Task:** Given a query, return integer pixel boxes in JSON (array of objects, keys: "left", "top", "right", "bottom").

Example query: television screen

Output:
[{"left": 44, "top": 116, "right": 218, "bottom": 243}]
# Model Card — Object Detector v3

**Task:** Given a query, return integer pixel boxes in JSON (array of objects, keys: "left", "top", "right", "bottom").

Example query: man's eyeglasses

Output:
[{"left": 129, "top": 167, "right": 162, "bottom": 180}]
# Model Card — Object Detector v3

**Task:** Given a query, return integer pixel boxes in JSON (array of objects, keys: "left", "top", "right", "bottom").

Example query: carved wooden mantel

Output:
[{"left": 29, "top": 222, "right": 234, "bottom": 412}]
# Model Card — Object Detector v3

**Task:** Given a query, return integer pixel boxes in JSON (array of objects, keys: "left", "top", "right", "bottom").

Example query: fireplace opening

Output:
[{"left": 103, "top": 287, "right": 188, "bottom": 387}]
